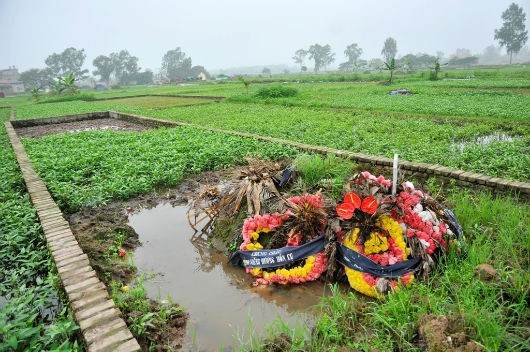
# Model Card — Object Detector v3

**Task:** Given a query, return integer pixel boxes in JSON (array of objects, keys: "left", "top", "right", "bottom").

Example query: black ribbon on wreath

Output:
[
  {"left": 336, "top": 243, "right": 421, "bottom": 278},
  {"left": 230, "top": 235, "right": 325, "bottom": 269}
]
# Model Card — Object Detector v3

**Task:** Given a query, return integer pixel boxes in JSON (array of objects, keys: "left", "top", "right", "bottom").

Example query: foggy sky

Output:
[{"left": 1, "top": 0, "right": 529, "bottom": 73}]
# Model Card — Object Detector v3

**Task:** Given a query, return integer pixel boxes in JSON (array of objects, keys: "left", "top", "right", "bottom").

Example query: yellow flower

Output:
[
  {"left": 345, "top": 270, "right": 379, "bottom": 298},
  {"left": 343, "top": 216, "right": 413, "bottom": 297},
  {"left": 375, "top": 215, "right": 408, "bottom": 259},
  {"left": 250, "top": 232, "right": 259, "bottom": 241},
  {"left": 246, "top": 242, "right": 263, "bottom": 250},
  {"left": 363, "top": 232, "right": 388, "bottom": 254}
]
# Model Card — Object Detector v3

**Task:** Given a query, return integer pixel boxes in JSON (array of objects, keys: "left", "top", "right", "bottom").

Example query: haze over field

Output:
[{"left": 1, "top": 0, "right": 529, "bottom": 72}]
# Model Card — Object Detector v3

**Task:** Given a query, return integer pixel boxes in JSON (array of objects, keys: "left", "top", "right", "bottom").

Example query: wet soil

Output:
[
  {"left": 15, "top": 118, "right": 152, "bottom": 138},
  {"left": 418, "top": 314, "right": 483, "bottom": 352},
  {"left": 66, "top": 168, "right": 246, "bottom": 350}
]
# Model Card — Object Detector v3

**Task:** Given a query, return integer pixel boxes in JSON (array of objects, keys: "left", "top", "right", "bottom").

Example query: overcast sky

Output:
[{"left": 1, "top": 0, "right": 529, "bottom": 73}]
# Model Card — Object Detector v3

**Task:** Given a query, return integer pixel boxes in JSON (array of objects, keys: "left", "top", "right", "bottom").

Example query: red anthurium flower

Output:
[
  {"left": 343, "top": 192, "right": 361, "bottom": 209},
  {"left": 336, "top": 202, "right": 355, "bottom": 219},
  {"left": 361, "top": 196, "right": 378, "bottom": 215}
]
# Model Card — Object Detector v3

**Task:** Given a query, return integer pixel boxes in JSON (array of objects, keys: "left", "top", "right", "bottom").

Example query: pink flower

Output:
[{"left": 118, "top": 249, "right": 126, "bottom": 257}]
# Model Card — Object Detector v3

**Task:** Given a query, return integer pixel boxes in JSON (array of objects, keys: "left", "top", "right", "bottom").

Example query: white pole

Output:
[{"left": 392, "top": 154, "right": 398, "bottom": 196}]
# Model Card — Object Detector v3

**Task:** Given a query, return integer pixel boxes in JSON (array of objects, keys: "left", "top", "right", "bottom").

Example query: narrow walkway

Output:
[{"left": 4, "top": 120, "right": 141, "bottom": 352}]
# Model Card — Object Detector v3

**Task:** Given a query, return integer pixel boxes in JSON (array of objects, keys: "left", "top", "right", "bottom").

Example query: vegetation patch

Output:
[
  {"left": 38, "top": 92, "right": 96, "bottom": 104},
  {"left": 255, "top": 85, "right": 299, "bottom": 98},
  {"left": 99, "top": 95, "right": 220, "bottom": 108}
]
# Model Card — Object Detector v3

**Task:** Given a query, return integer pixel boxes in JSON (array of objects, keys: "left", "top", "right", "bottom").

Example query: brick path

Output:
[{"left": 4, "top": 121, "right": 141, "bottom": 352}]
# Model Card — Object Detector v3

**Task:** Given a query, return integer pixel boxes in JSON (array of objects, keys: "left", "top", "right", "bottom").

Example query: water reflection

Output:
[
  {"left": 128, "top": 203, "right": 330, "bottom": 351},
  {"left": 452, "top": 132, "right": 520, "bottom": 153}
]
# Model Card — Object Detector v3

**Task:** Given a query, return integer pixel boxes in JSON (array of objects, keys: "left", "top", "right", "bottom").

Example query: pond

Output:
[{"left": 128, "top": 203, "right": 332, "bottom": 351}]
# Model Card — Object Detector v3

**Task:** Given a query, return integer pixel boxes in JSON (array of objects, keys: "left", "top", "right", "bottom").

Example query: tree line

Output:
[
  {"left": 293, "top": 3, "right": 527, "bottom": 72},
  {"left": 19, "top": 47, "right": 209, "bottom": 91},
  {"left": 19, "top": 2, "right": 527, "bottom": 90}
]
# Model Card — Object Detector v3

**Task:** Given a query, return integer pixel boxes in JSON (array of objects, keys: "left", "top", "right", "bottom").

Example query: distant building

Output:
[
  {"left": 215, "top": 74, "right": 230, "bottom": 81},
  {"left": 198, "top": 72, "right": 207, "bottom": 81},
  {"left": 0, "top": 67, "right": 25, "bottom": 96}
]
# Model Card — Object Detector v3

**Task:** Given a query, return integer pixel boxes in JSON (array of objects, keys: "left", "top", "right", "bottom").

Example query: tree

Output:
[
  {"left": 45, "top": 47, "right": 88, "bottom": 79},
  {"left": 134, "top": 70, "right": 154, "bottom": 85},
  {"left": 237, "top": 75, "right": 250, "bottom": 95},
  {"left": 384, "top": 58, "right": 396, "bottom": 84},
  {"left": 190, "top": 65, "right": 210, "bottom": 80},
  {"left": 494, "top": 3, "right": 528, "bottom": 64},
  {"left": 308, "top": 44, "right": 335, "bottom": 72},
  {"left": 429, "top": 57, "right": 447, "bottom": 81},
  {"left": 161, "top": 47, "right": 193, "bottom": 81},
  {"left": 343, "top": 43, "right": 363, "bottom": 69},
  {"left": 19, "top": 68, "right": 52, "bottom": 90},
  {"left": 381, "top": 37, "right": 397, "bottom": 64},
  {"left": 110, "top": 50, "right": 140, "bottom": 85},
  {"left": 399, "top": 53, "right": 437, "bottom": 69},
  {"left": 52, "top": 72, "right": 79, "bottom": 95},
  {"left": 92, "top": 55, "right": 114, "bottom": 84},
  {"left": 454, "top": 48, "right": 472, "bottom": 58},
  {"left": 292, "top": 49, "right": 308, "bottom": 71},
  {"left": 262, "top": 67, "right": 271, "bottom": 76},
  {"left": 480, "top": 45, "right": 504, "bottom": 65}
]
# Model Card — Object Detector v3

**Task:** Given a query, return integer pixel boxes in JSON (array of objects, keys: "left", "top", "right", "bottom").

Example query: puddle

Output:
[
  {"left": 452, "top": 132, "right": 520, "bottom": 152},
  {"left": 128, "top": 203, "right": 331, "bottom": 351}
]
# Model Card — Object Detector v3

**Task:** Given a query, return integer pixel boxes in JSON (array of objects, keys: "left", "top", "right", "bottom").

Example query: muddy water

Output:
[{"left": 128, "top": 203, "right": 330, "bottom": 351}]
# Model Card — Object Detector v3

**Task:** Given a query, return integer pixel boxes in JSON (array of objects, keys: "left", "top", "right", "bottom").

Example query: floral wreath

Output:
[
  {"left": 342, "top": 215, "right": 414, "bottom": 297},
  {"left": 335, "top": 171, "right": 455, "bottom": 297},
  {"left": 239, "top": 194, "right": 327, "bottom": 286}
]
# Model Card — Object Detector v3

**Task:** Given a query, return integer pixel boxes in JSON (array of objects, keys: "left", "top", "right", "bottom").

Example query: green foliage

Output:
[
  {"left": 45, "top": 47, "right": 88, "bottom": 79},
  {"left": 494, "top": 3, "right": 529, "bottom": 63},
  {"left": 161, "top": 47, "right": 194, "bottom": 81},
  {"left": 384, "top": 58, "right": 396, "bottom": 84},
  {"left": 0, "top": 115, "right": 81, "bottom": 350},
  {"left": 109, "top": 278, "right": 185, "bottom": 347},
  {"left": 254, "top": 85, "right": 298, "bottom": 98},
  {"left": 30, "top": 88, "right": 42, "bottom": 102},
  {"left": 237, "top": 76, "right": 251, "bottom": 95},
  {"left": 3, "top": 65, "right": 529, "bottom": 351},
  {"left": 308, "top": 44, "right": 335, "bottom": 72},
  {"left": 294, "top": 153, "right": 355, "bottom": 197},
  {"left": 23, "top": 127, "right": 298, "bottom": 212},
  {"left": 38, "top": 92, "right": 96, "bottom": 104}
]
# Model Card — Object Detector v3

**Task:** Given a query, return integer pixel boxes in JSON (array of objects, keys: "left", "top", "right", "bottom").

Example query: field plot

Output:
[
  {"left": 3, "top": 67, "right": 530, "bottom": 351},
  {"left": 100, "top": 95, "right": 222, "bottom": 108}
]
